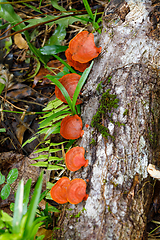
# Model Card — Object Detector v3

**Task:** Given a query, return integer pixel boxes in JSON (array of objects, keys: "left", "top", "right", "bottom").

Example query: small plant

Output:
[
  {"left": 0, "top": 171, "right": 46, "bottom": 240},
  {"left": 36, "top": 202, "right": 60, "bottom": 229},
  {"left": 0, "top": 168, "right": 18, "bottom": 200}
]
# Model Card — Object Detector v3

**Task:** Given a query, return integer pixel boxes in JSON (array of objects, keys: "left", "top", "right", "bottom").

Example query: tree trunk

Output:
[{"left": 56, "top": 0, "right": 160, "bottom": 239}]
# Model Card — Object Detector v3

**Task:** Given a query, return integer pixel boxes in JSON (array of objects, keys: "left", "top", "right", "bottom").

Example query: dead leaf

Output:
[
  {"left": 7, "top": 83, "right": 35, "bottom": 99},
  {"left": 36, "top": 228, "right": 53, "bottom": 240},
  {"left": 14, "top": 33, "right": 28, "bottom": 50},
  {"left": 147, "top": 164, "right": 160, "bottom": 180},
  {"left": 33, "top": 60, "right": 64, "bottom": 88}
]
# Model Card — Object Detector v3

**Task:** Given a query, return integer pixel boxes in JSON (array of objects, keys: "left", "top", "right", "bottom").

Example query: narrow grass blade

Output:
[
  {"left": 72, "top": 61, "right": 93, "bottom": 108},
  {"left": 82, "top": 0, "right": 93, "bottom": 19},
  {"left": 23, "top": 179, "right": 32, "bottom": 215},
  {"left": 23, "top": 171, "right": 43, "bottom": 238},
  {"left": 12, "top": 179, "right": 24, "bottom": 234},
  {"left": 52, "top": 54, "right": 77, "bottom": 74}
]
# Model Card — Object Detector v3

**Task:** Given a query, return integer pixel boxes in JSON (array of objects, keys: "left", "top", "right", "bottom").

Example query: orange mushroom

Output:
[
  {"left": 50, "top": 177, "right": 71, "bottom": 204},
  {"left": 60, "top": 115, "right": 84, "bottom": 139},
  {"left": 68, "top": 31, "right": 102, "bottom": 63},
  {"left": 55, "top": 73, "right": 82, "bottom": 105},
  {"left": 65, "top": 48, "right": 90, "bottom": 72},
  {"left": 67, "top": 178, "right": 88, "bottom": 204},
  {"left": 65, "top": 146, "right": 88, "bottom": 171}
]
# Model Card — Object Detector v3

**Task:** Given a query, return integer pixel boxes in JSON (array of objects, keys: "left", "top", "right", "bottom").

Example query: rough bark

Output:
[{"left": 56, "top": 0, "right": 160, "bottom": 239}]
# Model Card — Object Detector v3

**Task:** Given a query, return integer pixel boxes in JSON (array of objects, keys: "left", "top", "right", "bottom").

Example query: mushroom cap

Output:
[
  {"left": 60, "top": 115, "right": 84, "bottom": 139},
  {"left": 65, "top": 146, "right": 88, "bottom": 171},
  {"left": 50, "top": 177, "right": 71, "bottom": 204},
  {"left": 55, "top": 73, "right": 82, "bottom": 105},
  {"left": 69, "top": 31, "right": 102, "bottom": 63},
  {"left": 67, "top": 178, "right": 88, "bottom": 204},
  {"left": 65, "top": 48, "right": 90, "bottom": 72}
]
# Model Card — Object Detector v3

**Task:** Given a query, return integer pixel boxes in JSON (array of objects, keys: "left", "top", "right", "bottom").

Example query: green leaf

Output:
[
  {"left": 48, "top": 206, "right": 60, "bottom": 212},
  {"left": 25, "top": 15, "right": 56, "bottom": 29},
  {"left": 0, "top": 83, "right": 5, "bottom": 95},
  {"left": 7, "top": 168, "right": 18, "bottom": 184},
  {"left": 42, "top": 99, "right": 63, "bottom": 111},
  {"left": 30, "top": 162, "right": 48, "bottom": 167},
  {"left": 29, "top": 218, "right": 46, "bottom": 240},
  {"left": 22, "top": 136, "right": 37, "bottom": 148},
  {"left": 36, "top": 235, "right": 45, "bottom": 240},
  {"left": 39, "top": 190, "right": 48, "bottom": 203},
  {"left": 23, "top": 3, "right": 42, "bottom": 14},
  {"left": 1, "top": 184, "right": 10, "bottom": 200},
  {"left": 45, "top": 192, "right": 52, "bottom": 200},
  {"left": 23, "top": 179, "right": 32, "bottom": 215},
  {"left": 0, "top": 210, "right": 12, "bottom": 227},
  {"left": 0, "top": 128, "right": 6, "bottom": 133},
  {"left": 46, "top": 182, "right": 54, "bottom": 189},
  {"left": 0, "top": 219, "right": 5, "bottom": 229},
  {"left": 40, "top": 45, "right": 68, "bottom": 55},
  {"left": 31, "top": 155, "right": 48, "bottom": 161},
  {"left": 82, "top": 0, "right": 94, "bottom": 19},
  {"left": 48, "top": 156, "right": 63, "bottom": 161},
  {"left": 23, "top": 171, "right": 43, "bottom": 238},
  {"left": 10, "top": 202, "right": 14, "bottom": 212},
  {"left": 47, "top": 164, "right": 64, "bottom": 170},
  {"left": 49, "top": 148, "right": 62, "bottom": 153},
  {"left": 72, "top": 61, "right": 94, "bottom": 108},
  {"left": 12, "top": 179, "right": 24, "bottom": 234},
  {"left": 50, "top": 0, "right": 66, "bottom": 12},
  {"left": 39, "top": 110, "right": 71, "bottom": 128},
  {"left": 0, "top": 172, "right": 5, "bottom": 185},
  {"left": 44, "top": 124, "right": 60, "bottom": 140},
  {"left": 0, "top": 0, "right": 25, "bottom": 31},
  {"left": 47, "top": 24, "right": 66, "bottom": 45},
  {"left": 49, "top": 141, "right": 68, "bottom": 146},
  {"left": 34, "top": 147, "right": 49, "bottom": 153}
]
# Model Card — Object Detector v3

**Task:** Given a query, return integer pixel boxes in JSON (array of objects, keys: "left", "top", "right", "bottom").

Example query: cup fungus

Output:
[
  {"left": 67, "top": 178, "right": 88, "bottom": 204},
  {"left": 50, "top": 177, "right": 71, "bottom": 204},
  {"left": 60, "top": 115, "right": 84, "bottom": 139},
  {"left": 67, "top": 31, "right": 102, "bottom": 64},
  {"left": 55, "top": 73, "right": 82, "bottom": 105},
  {"left": 65, "top": 146, "right": 88, "bottom": 171},
  {"left": 65, "top": 48, "right": 90, "bottom": 72}
]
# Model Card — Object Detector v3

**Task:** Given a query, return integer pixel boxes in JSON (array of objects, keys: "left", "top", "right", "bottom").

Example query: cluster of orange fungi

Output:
[
  {"left": 65, "top": 31, "right": 102, "bottom": 72},
  {"left": 50, "top": 177, "right": 88, "bottom": 204},
  {"left": 50, "top": 31, "right": 101, "bottom": 204}
]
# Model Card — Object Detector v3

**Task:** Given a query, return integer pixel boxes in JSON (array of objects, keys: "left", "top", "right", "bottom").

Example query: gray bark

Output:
[{"left": 56, "top": 0, "right": 160, "bottom": 239}]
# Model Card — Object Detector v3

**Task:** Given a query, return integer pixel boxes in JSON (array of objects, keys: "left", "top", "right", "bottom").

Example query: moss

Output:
[
  {"left": 111, "top": 181, "right": 118, "bottom": 187},
  {"left": 107, "top": 76, "right": 112, "bottom": 83},
  {"left": 96, "top": 81, "right": 104, "bottom": 95},
  {"left": 90, "top": 138, "right": 96, "bottom": 145},
  {"left": 148, "top": 128, "right": 157, "bottom": 145},
  {"left": 123, "top": 109, "right": 129, "bottom": 116},
  {"left": 91, "top": 89, "right": 119, "bottom": 139}
]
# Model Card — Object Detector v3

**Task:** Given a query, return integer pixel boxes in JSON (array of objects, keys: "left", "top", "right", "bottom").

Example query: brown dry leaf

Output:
[
  {"left": 14, "top": 33, "right": 28, "bottom": 50},
  {"left": 16, "top": 125, "right": 27, "bottom": 145},
  {"left": 36, "top": 228, "right": 54, "bottom": 240},
  {"left": 33, "top": 60, "right": 64, "bottom": 88},
  {"left": 7, "top": 83, "right": 35, "bottom": 99}
]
